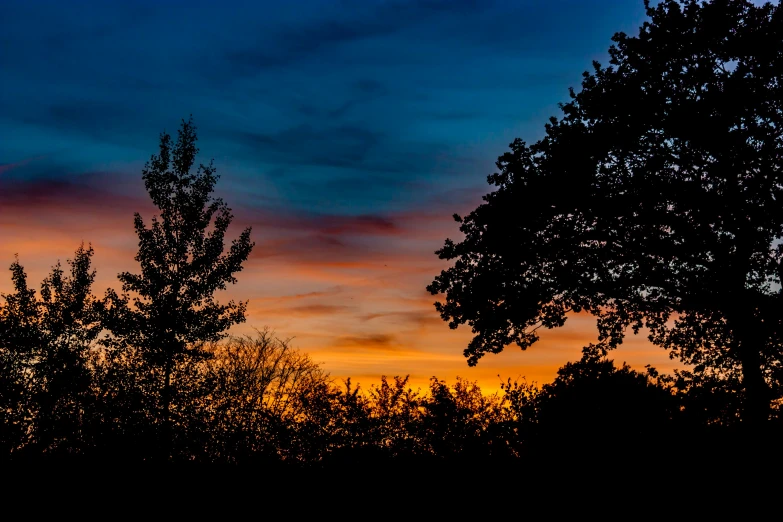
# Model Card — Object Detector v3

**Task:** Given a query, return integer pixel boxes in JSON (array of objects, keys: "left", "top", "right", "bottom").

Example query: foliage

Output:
[
  {"left": 196, "top": 329, "right": 330, "bottom": 463},
  {"left": 428, "top": 0, "right": 783, "bottom": 423},
  {"left": 103, "top": 117, "right": 254, "bottom": 454},
  {"left": 0, "top": 245, "right": 101, "bottom": 456},
  {"left": 531, "top": 346, "right": 680, "bottom": 450}
]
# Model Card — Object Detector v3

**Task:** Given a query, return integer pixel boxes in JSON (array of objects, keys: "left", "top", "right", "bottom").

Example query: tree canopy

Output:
[
  {"left": 0, "top": 245, "right": 101, "bottom": 454},
  {"left": 428, "top": 0, "right": 783, "bottom": 423},
  {"left": 111, "top": 117, "right": 254, "bottom": 362},
  {"left": 103, "top": 117, "right": 255, "bottom": 454}
]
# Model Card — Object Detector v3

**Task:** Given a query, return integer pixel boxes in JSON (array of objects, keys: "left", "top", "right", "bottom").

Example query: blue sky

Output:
[{"left": 1, "top": 0, "right": 653, "bottom": 213}]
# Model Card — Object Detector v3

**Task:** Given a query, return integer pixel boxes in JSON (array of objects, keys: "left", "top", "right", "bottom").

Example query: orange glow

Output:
[{"left": 0, "top": 180, "right": 681, "bottom": 394}]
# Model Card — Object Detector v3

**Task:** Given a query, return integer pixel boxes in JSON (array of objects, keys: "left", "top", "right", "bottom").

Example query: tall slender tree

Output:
[{"left": 107, "top": 117, "right": 254, "bottom": 457}]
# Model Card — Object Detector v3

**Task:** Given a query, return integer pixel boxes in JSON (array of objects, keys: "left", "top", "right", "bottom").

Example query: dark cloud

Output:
[
  {"left": 319, "top": 215, "right": 397, "bottom": 235},
  {"left": 353, "top": 79, "right": 385, "bottom": 96},
  {"left": 220, "top": 0, "right": 490, "bottom": 74},
  {"left": 245, "top": 212, "right": 402, "bottom": 266},
  {"left": 44, "top": 101, "right": 149, "bottom": 145},
  {"left": 0, "top": 175, "right": 139, "bottom": 210},
  {"left": 241, "top": 208, "right": 400, "bottom": 236},
  {"left": 224, "top": 17, "right": 398, "bottom": 72},
  {"left": 231, "top": 124, "right": 382, "bottom": 170},
  {"left": 254, "top": 288, "right": 345, "bottom": 302},
  {"left": 361, "top": 310, "right": 443, "bottom": 328},
  {"left": 289, "top": 304, "right": 353, "bottom": 316},
  {"left": 336, "top": 334, "right": 397, "bottom": 349}
]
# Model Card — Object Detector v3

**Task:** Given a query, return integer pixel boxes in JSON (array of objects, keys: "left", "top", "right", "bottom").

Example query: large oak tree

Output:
[{"left": 428, "top": 0, "right": 783, "bottom": 424}]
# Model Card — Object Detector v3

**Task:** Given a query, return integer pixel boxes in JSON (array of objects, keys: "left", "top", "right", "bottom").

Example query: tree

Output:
[
  {"left": 367, "top": 375, "right": 424, "bottom": 458},
  {"left": 419, "top": 376, "right": 504, "bottom": 459},
  {"left": 197, "top": 329, "right": 330, "bottom": 464},
  {"left": 428, "top": 0, "right": 783, "bottom": 425},
  {"left": 105, "top": 117, "right": 254, "bottom": 457},
  {"left": 530, "top": 346, "right": 680, "bottom": 454},
  {"left": 0, "top": 245, "right": 101, "bottom": 456},
  {"left": 0, "top": 258, "right": 38, "bottom": 456}
]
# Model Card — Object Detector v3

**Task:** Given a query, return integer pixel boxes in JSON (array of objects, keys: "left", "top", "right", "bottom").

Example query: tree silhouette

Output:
[
  {"left": 420, "top": 376, "right": 502, "bottom": 459},
  {"left": 428, "top": 0, "right": 783, "bottom": 425},
  {"left": 0, "top": 245, "right": 101, "bottom": 456},
  {"left": 0, "top": 258, "right": 38, "bottom": 456},
  {"left": 197, "top": 329, "right": 330, "bottom": 464},
  {"left": 105, "top": 117, "right": 254, "bottom": 458},
  {"left": 529, "top": 346, "right": 680, "bottom": 458},
  {"left": 367, "top": 375, "right": 424, "bottom": 458}
]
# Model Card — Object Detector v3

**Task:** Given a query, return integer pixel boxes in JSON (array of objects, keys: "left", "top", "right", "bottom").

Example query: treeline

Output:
[{"left": 0, "top": 247, "right": 774, "bottom": 467}]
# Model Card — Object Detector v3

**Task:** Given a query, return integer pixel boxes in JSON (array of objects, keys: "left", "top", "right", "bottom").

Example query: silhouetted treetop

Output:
[
  {"left": 0, "top": 245, "right": 101, "bottom": 454},
  {"left": 104, "top": 117, "right": 254, "bottom": 458},
  {"left": 112, "top": 117, "right": 254, "bottom": 364},
  {"left": 428, "top": 0, "right": 783, "bottom": 424}
]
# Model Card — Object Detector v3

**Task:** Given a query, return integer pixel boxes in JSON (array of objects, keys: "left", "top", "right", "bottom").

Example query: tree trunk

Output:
[
  {"left": 731, "top": 309, "right": 770, "bottom": 429},
  {"left": 726, "top": 235, "right": 773, "bottom": 429}
]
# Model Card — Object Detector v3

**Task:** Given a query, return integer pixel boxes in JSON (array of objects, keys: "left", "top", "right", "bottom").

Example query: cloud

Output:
[
  {"left": 271, "top": 289, "right": 344, "bottom": 302},
  {"left": 360, "top": 310, "right": 444, "bottom": 328},
  {"left": 0, "top": 178, "right": 133, "bottom": 212},
  {"left": 230, "top": 124, "right": 383, "bottom": 170},
  {"left": 289, "top": 304, "right": 353, "bottom": 316},
  {"left": 333, "top": 333, "right": 399, "bottom": 351},
  {"left": 0, "top": 172, "right": 151, "bottom": 219},
  {"left": 44, "top": 100, "right": 147, "bottom": 144},
  {"left": 248, "top": 302, "right": 355, "bottom": 318},
  {"left": 219, "top": 0, "right": 489, "bottom": 74},
  {"left": 224, "top": 15, "right": 399, "bottom": 71},
  {"left": 276, "top": 213, "right": 399, "bottom": 237},
  {"left": 0, "top": 158, "right": 41, "bottom": 176}
]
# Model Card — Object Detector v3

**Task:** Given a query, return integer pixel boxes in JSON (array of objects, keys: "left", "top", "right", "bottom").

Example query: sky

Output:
[{"left": 0, "top": 0, "right": 691, "bottom": 392}]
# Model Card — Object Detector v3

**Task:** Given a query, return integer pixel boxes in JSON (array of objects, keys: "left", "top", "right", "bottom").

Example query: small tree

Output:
[
  {"left": 198, "top": 329, "right": 330, "bottom": 463},
  {"left": 0, "top": 245, "right": 101, "bottom": 456},
  {"left": 530, "top": 347, "right": 680, "bottom": 452},
  {"left": 107, "top": 117, "right": 254, "bottom": 457},
  {"left": 428, "top": 0, "right": 783, "bottom": 425},
  {"left": 0, "top": 258, "right": 39, "bottom": 456}
]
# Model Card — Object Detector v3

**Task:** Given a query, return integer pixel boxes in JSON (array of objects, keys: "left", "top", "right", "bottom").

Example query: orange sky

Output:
[{"left": 0, "top": 164, "right": 682, "bottom": 394}]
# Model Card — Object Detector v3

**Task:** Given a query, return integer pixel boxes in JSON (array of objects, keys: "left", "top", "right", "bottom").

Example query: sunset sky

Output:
[{"left": 1, "top": 0, "right": 692, "bottom": 392}]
